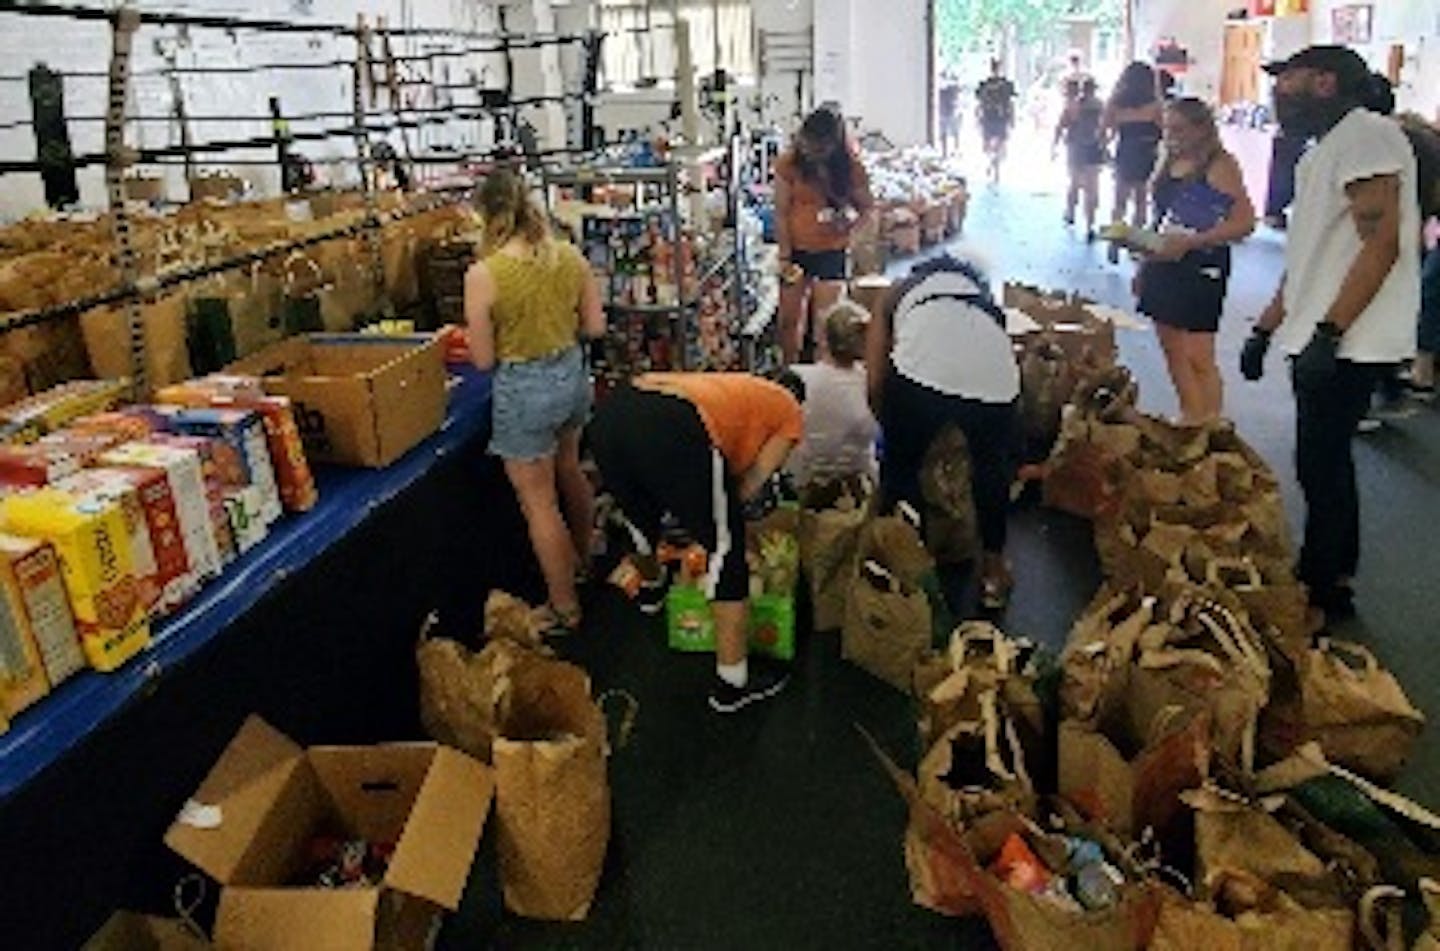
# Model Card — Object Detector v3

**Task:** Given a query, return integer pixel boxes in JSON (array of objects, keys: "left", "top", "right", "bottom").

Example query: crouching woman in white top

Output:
[
  {"left": 865, "top": 252, "right": 1022, "bottom": 609},
  {"left": 787, "top": 301, "right": 880, "bottom": 487}
]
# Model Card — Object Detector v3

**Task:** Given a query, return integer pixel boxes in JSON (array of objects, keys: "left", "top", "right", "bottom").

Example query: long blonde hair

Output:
[
  {"left": 1158, "top": 97, "right": 1222, "bottom": 181},
  {"left": 477, "top": 168, "right": 551, "bottom": 256}
]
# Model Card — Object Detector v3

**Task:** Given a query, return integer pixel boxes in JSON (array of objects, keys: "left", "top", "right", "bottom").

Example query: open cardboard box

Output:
[
  {"left": 227, "top": 334, "right": 446, "bottom": 467},
  {"left": 166, "top": 717, "right": 492, "bottom": 950}
]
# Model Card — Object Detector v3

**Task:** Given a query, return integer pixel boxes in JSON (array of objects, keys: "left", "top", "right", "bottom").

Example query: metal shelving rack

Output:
[{"left": 0, "top": 1, "right": 598, "bottom": 393}]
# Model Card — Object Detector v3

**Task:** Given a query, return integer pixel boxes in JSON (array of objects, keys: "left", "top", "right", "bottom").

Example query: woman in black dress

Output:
[
  {"left": 1135, "top": 98, "right": 1256, "bottom": 424},
  {"left": 1104, "top": 62, "right": 1163, "bottom": 253}
]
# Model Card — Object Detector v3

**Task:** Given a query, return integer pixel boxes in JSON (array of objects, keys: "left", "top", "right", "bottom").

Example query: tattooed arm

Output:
[{"left": 1325, "top": 173, "right": 1402, "bottom": 332}]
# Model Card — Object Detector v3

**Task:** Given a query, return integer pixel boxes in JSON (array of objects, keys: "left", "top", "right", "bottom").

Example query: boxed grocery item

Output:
[
  {"left": 0, "top": 444, "right": 86, "bottom": 488},
  {"left": 0, "top": 534, "right": 85, "bottom": 693},
  {"left": 222, "top": 487, "right": 267, "bottom": 553},
  {"left": 56, "top": 469, "right": 167, "bottom": 615},
  {"left": 0, "top": 542, "right": 53, "bottom": 717},
  {"left": 147, "top": 435, "right": 239, "bottom": 565},
  {"left": 227, "top": 333, "right": 446, "bottom": 467},
  {"left": 166, "top": 716, "right": 493, "bottom": 949},
  {"left": 156, "top": 406, "right": 282, "bottom": 526},
  {"left": 0, "top": 378, "right": 130, "bottom": 445},
  {"left": 155, "top": 380, "right": 317, "bottom": 512},
  {"left": 99, "top": 442, "right": 223, "bottom": 583},
  {"left": 0, "top": 489, "right": 151, "bottom": 672},
  {"left": 84, "top": 467, "right": 195, "bottom": 613}
]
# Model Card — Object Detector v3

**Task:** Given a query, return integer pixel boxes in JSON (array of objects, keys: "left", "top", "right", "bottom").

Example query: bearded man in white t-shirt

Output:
[{"left": 1238, "top": 45, "right": 1420, "bottom": 622}]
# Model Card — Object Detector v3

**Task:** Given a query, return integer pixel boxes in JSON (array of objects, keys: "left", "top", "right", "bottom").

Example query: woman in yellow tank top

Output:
[{"left": 465, "top": 169, "right": 605, "bottom": 634}]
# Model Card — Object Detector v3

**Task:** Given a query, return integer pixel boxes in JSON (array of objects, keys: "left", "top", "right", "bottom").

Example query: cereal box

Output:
[
  {"left": 0, "top": 553, "right": 50, "bottom": 717},
  {"left": 0, "top": 534, "right": 84, "bottom": 689},
  {"left": 155, "top": 382, "right": 316, "bottom": 513},
  {"left": 99, "top": 442, "right": 223, "bottom": 582},
  {"left": 56, "top": 470, "right": 164, "bottom": 616},
  {"left": 0, "top": 444, "right": 85, "bottom": 488},
  {"left": 223, "top": 487, "right": 268, "bottom": 553},
  {"left": 0, "top": 490, "right": 151, "bottom": 672},
  {"left": 146, "top": 435, "right": 238, "bottom": 565},
  {"left": 158, "top": 408, "right": 282, "bottom": 526}
]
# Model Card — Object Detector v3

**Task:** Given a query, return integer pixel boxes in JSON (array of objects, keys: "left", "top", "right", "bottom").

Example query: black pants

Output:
[
  {"left": 879, "top": 372, "right": 1018, "bottom": 554},
  {"left": 1292, "top": 358, "right": 1385, "bottom": 595},
  {"left": 588, "top": 386, "right": 748, "bottom": 601}
]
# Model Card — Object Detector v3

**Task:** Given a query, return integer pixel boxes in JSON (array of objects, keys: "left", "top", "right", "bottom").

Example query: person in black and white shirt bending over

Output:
[
  {"left": 865, "top": 252, "right": 1021, "bottom": 610},
  {"left": 1238, "top": 45, "right": 1420, "bottom": 622}
]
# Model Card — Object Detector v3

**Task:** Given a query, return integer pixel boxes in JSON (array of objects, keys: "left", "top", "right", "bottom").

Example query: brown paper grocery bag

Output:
[
  {"left": 80, "top": 294, "right": 193, "bottom": 390},
  {"left": 918, "top": 425, "right": 979, "bottom": 565},
  {"left": 799, "top": 477, "right": 871, "bottom": 632},
  {"left": 493, "top": 659, "right": 610, "bottom": 921},
  {"left": 1149, "top": 890, "right": 1354, "bottom": 951},
  {"left": 841, "top": 515, "right": 933, "bottom": 691},
  {"left": 1295, "top": 639, "right": 1424, "bottom": 783}
]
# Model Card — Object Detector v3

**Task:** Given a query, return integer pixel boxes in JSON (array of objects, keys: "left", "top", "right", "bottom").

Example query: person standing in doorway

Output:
[
  {"left": 938, "top": 70, "right": 963, "bottom": 157},
  {"left": 1135, "top": 98, "right": 1256, "bottom": 424},
  {"left": 975, "top": 59, "right": 1017, "bottom": 185},
  {"left": 465, "top": 168, "right": 605, "bottom": 635},
  {"left": 774, "top": 108, "right": 874, "bottom": 365},
  {"left": 1055, "top": 76, "right": 1106, "bottom": 240},
  {"left": 1238, "top": 46, "right": 1420, "bottom": 622},
  {"left": 1104, "top": 61, "right": 1164, "bottom": 261}
]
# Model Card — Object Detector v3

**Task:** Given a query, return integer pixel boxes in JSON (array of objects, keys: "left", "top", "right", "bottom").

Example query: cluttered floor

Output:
[{"left": 438, "top": 176, "right": 1440, "bottom": 950}]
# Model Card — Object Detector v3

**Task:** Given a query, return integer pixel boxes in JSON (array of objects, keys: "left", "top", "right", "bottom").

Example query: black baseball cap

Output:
[{"left": 1262, "top": 45, "right": 1370, "bottom": 94}]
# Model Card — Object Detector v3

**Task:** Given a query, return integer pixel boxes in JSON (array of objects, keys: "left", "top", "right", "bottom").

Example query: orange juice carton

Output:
[
  {"left": 0, "top": 489, "right": 151, "bottom": 672},
  {"left": 157, "top": 407, "right": 282, "bottom": 526},
  {"left": 56, "top": 470, "right": 165, "bottom": 616},
  {"left": 0, "top": 533, "right": 84, "bottom": 695},
  {"left": 155, "top": 381, "right": 317, "bottom": 513},
  {"left": 99, "top": 442, "right": 223, "bottom": 583}
]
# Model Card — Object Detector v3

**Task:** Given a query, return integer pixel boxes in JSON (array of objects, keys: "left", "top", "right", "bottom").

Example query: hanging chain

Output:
[{"left": 105, "top": 6, "right": 147, "bottom": 395}]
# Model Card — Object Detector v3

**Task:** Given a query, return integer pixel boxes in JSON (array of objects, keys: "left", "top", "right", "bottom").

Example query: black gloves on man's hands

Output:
[
  {"left": 1239, "top": 328, "right": 1272, "bottom": 381},
  {"left": 1292, "top": 321, "right": 1343, "bottom": 391}
]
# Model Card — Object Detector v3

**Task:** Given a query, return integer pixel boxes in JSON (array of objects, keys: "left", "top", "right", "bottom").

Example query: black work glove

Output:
[
  {"left": 1292, "top": 321, "right": 1343, "bottom": 392},
  {"left": 742, "top": 475, "right": 781, "bottom": 521},
  {"left": 1238, "top": 327, "right": 1272, "bottom": 381}
]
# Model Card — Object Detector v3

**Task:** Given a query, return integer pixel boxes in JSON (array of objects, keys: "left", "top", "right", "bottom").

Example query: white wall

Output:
[
  {"left": 812, "top": 0, "right": 927, "bottom": 146},
  {"left": 752, "top": 0, "right": 813, "bottom": 126},
  {"left": 1132, "top": 0, "right": 1231, "bottom": 102},
  {"left": 0, "top": 0, "right": 510, "bottom": 219},
  {"left": 1310, "top": 0, "right": 1440, "bottom": 120}
]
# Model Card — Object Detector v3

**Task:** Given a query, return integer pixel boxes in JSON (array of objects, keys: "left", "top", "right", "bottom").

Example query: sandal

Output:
[{"left": 534, "top": 603, "right": 582, "bottom": 637}]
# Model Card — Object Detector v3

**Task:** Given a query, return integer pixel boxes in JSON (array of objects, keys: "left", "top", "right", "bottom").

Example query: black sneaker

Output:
[{"left": 708, "top": 658, "right": 791, "bottom": 713}]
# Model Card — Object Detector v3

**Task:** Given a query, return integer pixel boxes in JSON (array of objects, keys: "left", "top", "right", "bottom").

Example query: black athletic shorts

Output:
[{"left": 790, "top": 248, "right": 848, "bottom": 282}]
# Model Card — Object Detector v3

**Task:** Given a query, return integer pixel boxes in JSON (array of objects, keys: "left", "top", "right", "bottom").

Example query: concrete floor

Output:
[{"left": 440, "top": 147, "right": 1440, "bottom": 948}]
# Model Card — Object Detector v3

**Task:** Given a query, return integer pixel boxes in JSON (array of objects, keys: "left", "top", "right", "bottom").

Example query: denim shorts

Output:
[{"left": 489, "top": 344, "right": 592, "bottom": 460}]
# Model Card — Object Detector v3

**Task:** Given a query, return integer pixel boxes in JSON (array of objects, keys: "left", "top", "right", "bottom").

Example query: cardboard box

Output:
[
  {"left": 228, "top": 334, "right": 446, "bottom": 467},
  {"left": 155, "top": 381, "right": 317, "bottom": 512},
  {"left": 0, "top": 534, "right": 86, "bottom": 691},
  {"left": 166, "top": 717, "right": 493, "bottom": 950},
  {"left": 158, "top": 407, "right": 283, "bottom": 526},
  {"left": 83, "top": 911, "right": 209, "bottom": 951},
  {"left": 56, "top": 470, "right": 164, "bottom": 616},
  {"left": 0, "top": 489, "right": 151, "bottom": 672},
  {"left": 100, "top": 442, "right": 223, "bottom": 583}
]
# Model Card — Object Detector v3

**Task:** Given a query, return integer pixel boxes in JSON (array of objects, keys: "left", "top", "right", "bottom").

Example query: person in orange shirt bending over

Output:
[
  {"left": 774, "top": 108, "right": 874, "bottom": 365},
  {"left": 588, "top": 372, "right": 804, "bottom": 713}
]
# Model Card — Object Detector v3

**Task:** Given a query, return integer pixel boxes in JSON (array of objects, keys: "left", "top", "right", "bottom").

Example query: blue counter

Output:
[{"left": 0, "top": 368, "right": 492, "bottom": 801}]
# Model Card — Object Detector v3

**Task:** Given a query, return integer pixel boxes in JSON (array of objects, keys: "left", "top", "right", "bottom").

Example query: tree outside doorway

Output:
[{"left": 933, "top": 0, "right": 1126, "bottom": 187}]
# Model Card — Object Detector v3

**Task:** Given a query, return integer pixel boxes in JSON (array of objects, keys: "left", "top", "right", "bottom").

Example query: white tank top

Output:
[{"left": 891, "top": 269, "right": 1021, "bottom": 402}]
